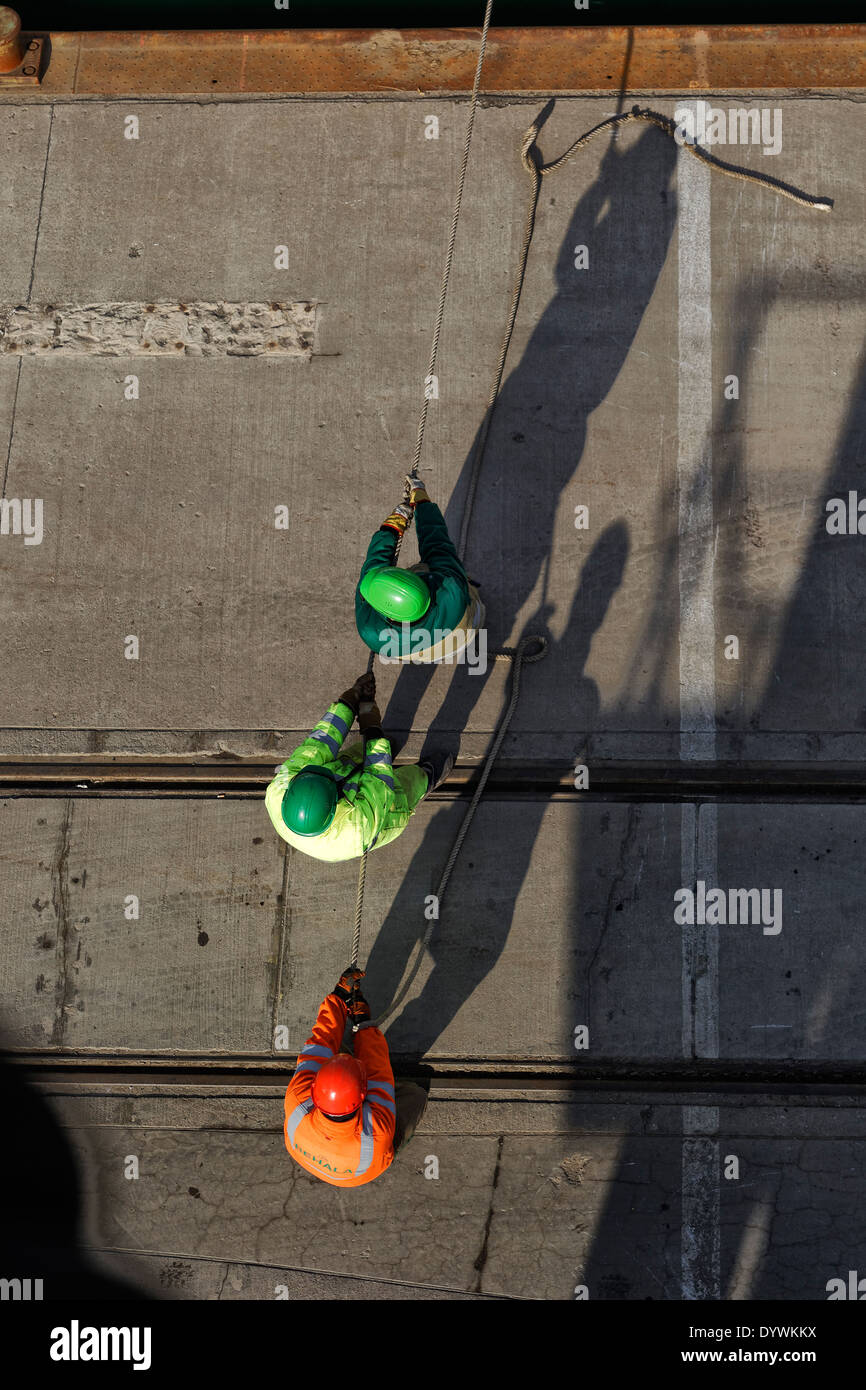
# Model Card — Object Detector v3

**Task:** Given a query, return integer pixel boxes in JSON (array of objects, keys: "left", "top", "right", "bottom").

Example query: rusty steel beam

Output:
[{"left": 7, "top": 26, "right": 866, "bottom": 98}]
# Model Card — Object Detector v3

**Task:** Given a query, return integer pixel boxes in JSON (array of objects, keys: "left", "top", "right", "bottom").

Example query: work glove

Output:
[
  {"left": 334, "top": 966, "right": 366, "bottom": 1004},
  {"left": 338, "top": 671, "right": 376, "bottom": 715},
  {"left": 358, "top": 701, "right": 383, "bottom": 735},
  {"left": 381, "top": 502, "right": 414, "bottom": 538},
  {"left": 348, "top": 992, "right": 371, "bottom": 1026},
  {"left": 405, "top": 470, "right": 430, "bottom": 507}
]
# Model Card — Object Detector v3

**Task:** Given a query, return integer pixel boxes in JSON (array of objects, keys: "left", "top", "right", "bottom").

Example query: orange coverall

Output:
[{"left": 284, "top": 993, "right": 397, "bottom": 1187}]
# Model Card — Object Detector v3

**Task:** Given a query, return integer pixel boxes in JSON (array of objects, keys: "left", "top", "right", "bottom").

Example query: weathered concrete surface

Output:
[
  {"left": 0, "top": 105, "right": 50, "bottom": 303},
  {"left": 78, "top": 1127, "right": 504, "bottom": 1294},
  {"left": 1, "top": 794, "right": 864, "bottom": 1065},
  {"left": 0, "top": 97, "right": 861, "bottom": 760},
  {"left": 0, "top": 301, "right": 316, "bottom": 357},
  {"left": 1, "top": 87, "right": 865, "bottom": 1306},
  {"left": 21, "top": 1085, "right": 866, "bottom": 1301},
  {"left": 88, "top": 1249, "right": 497, "bottom": 1300},
  {"left": 0, "top": 798, "right": 283, "bottom": 1054}
]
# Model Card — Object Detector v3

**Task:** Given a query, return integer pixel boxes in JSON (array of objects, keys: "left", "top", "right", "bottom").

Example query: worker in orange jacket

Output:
[{"left": 284, "top": 968, "right": 428, "bottom": 1187}]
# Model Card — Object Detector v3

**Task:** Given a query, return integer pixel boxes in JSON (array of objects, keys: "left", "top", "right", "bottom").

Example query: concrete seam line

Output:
[{"left": 677, "top": 117, "right": 720, "bottom": 1301}]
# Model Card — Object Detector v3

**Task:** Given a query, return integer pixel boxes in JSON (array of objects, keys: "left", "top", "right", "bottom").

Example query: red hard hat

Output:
[{"left": 312, "top": 1054, "right": 367, "bottom": 1118}]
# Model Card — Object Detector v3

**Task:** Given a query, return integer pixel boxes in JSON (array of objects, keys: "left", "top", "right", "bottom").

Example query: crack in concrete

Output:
[
  {"left": 50, "top": 797, "right": 73, "bottom": 1047},
  {"left": 270, "top": 844, "right": 293, "bottom": 1053},
  {"left": 584, "top": 804, "right": 642, "bottom": 1018},
  {"left": 472, "top": 1134, "right": 504, "bottom": 1294},
  {"left": 1, "top": 354, "right": 21, "bottom": 497},
  {"left": 27, "top": 104, "right": 54, "bottom": 304}
]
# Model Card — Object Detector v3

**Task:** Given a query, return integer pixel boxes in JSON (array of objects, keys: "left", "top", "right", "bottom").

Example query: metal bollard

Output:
[
  {"left": 0, "top": 7, "right": 44, "bottom": 84},
  {"left": 0, "top": 7, "right": 23, "bottom": 72}
]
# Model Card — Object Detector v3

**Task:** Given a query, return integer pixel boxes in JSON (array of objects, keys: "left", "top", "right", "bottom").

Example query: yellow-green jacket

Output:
[{"left": 265, "top": 701, "right": 429, "bottom": 863}]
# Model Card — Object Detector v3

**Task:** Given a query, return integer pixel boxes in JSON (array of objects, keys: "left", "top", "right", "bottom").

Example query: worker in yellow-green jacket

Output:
[{"left": 265, "top": 671, "right": 453, "bottom": 862}]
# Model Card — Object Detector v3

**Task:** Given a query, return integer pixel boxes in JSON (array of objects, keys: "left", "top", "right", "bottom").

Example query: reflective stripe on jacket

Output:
[
  {"left": 265, "top": 702, "right": 424, "bottom": 862},
  {"left": 283, "top": 993, "right": 396, "bottom": 1187}
]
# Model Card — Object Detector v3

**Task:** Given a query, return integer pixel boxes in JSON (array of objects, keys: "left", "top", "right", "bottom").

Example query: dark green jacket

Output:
[{"left": 355, "top": 500, "right": 470, "bottom": 657}]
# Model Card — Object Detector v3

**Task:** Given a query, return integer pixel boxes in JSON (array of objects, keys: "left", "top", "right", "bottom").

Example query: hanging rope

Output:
[
  {"left": 350, "top": 80, "right": 832, "bottom": 1015},
  {"left": 412, "top": 0, "right": 495, "bottom": 477},
  {"left": 360, "top": 0, "right": 493, "bottom": 678},
  {"left": 350, "top": 840, "right": 367, "bottom": 973},
  {"left": 352, "top": 0, "right": 497, "bottom": 968},
  {"left": 535, "top": 104, "right": 832, "bottom": 208}
]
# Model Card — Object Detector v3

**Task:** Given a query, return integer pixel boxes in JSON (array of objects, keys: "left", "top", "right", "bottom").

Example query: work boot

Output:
[{"left": 418, "top": 751, "right": 454, "bottom": 793}]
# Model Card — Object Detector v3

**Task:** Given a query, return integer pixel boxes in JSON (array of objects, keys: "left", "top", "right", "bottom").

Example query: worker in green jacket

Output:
[
  {"left": 265, "top": 671, "right": 453, "bottom": 862},
  {"left": 355, "top": 470, "right": 484, "bottom": 664}
]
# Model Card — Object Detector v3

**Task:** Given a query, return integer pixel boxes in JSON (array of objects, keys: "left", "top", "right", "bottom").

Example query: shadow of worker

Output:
[
  {"left": 382, "top": 114, "right": 677, "bottom": 753},
  {"left": 367, "top": 522, "right": 630, "bottom": 1058},
  {"left": 0, "top": 1053, "right": 146, "bottom": 1300}
]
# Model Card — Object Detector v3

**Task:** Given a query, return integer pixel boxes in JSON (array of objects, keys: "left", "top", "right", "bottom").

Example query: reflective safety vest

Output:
[
  {"left": 265, "top": 701, "right": 427, "bottom": 863},
  {"left": 284, "top": 993, "right": 397, "bottom": 1187}
]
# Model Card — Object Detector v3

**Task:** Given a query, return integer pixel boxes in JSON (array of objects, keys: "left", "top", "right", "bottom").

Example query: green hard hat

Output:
[
  {"left": 360, "top": 566, "right": 431, "bottom": 623},
  {"left": 281, "top": 766, "right": 338, "bottom": 837}
]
